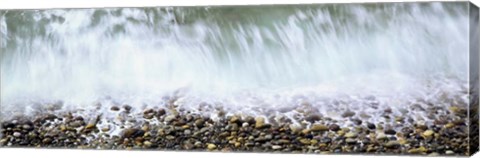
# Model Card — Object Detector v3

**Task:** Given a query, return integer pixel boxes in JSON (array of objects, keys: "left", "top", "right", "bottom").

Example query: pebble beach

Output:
[{"left": 0, "top": 94, "right": 471, "bottom": 156}]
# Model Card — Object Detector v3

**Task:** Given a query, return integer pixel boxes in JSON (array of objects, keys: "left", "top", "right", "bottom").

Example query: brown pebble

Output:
[
  {"left": 385, "top": 141, "right": 400, "bottom": 149},
  {"left": 384, "top": 108, "right": 392, "bottom": 114},
  {"left": 158, "top": 108, "right": 166, "bottom": 116},
  {"left": 311, "top": 124, "right": 329, "bottom": 132},
  {"left": 122, "top": 128, "right": 145, "bottom": 138},
  {"left": 329, "top": 124, "right": 341, "bottom": 131}
]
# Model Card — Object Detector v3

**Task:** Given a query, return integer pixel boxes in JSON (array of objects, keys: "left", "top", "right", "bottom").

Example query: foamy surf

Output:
[{"left": 0, "top": 2, "right": 474, "bottom": 156}]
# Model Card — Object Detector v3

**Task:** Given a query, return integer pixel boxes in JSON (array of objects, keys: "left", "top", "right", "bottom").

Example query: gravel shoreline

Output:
[{"left": 0, "top": 100, "right": 471, "bottom": 156}]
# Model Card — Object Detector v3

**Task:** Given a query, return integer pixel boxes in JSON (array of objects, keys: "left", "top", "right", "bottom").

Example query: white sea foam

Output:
[{"left": 0, "top": 3, "right": 470, "bottom": 120}]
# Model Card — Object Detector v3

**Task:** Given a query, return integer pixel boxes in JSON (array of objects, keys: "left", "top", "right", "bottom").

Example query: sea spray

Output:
[{"left": 0, "top": 3, "right": 469, "bottom": 120}]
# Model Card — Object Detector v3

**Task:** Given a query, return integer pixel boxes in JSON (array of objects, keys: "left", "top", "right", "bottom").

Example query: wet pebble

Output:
[
  {"left": 13, "top": 132, "right": 21, "bottom": 137},
  {"left": 345, "top": 132, "right": 358, "bottom": 138},
  {"left": 272, "top": 145, "right": 282, "bottom": 150},
  {"left": 110, "top": 106, "right": 120, "bottom": 111},
  {"left": 329, "top": 124, "right": 340, "bottom": 131},
  {"left": 310, "top": 124, "right": 329, "bottom": 132},
  {"left": 304, "top": 114, "right": 322, "bottom": 123},
  {"left": 384, "top": 129, "right": 396, "bottom": 135},
  {"left": 342, "top": 111, "right": 356, "bottom": 118},
  {"left": 367, "top": 123, "right": 376, "bottom": 130},
  {"left": 385, "top": 141, "right": 400, "bottom": 149},
  {"left": 122, "top": 128, "right": 145, "bottom": 138}
]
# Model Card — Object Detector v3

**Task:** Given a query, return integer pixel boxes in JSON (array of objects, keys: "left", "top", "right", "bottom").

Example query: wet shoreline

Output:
[{"left": 0, "top": 101, "right": 471, "bottom": 156}]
